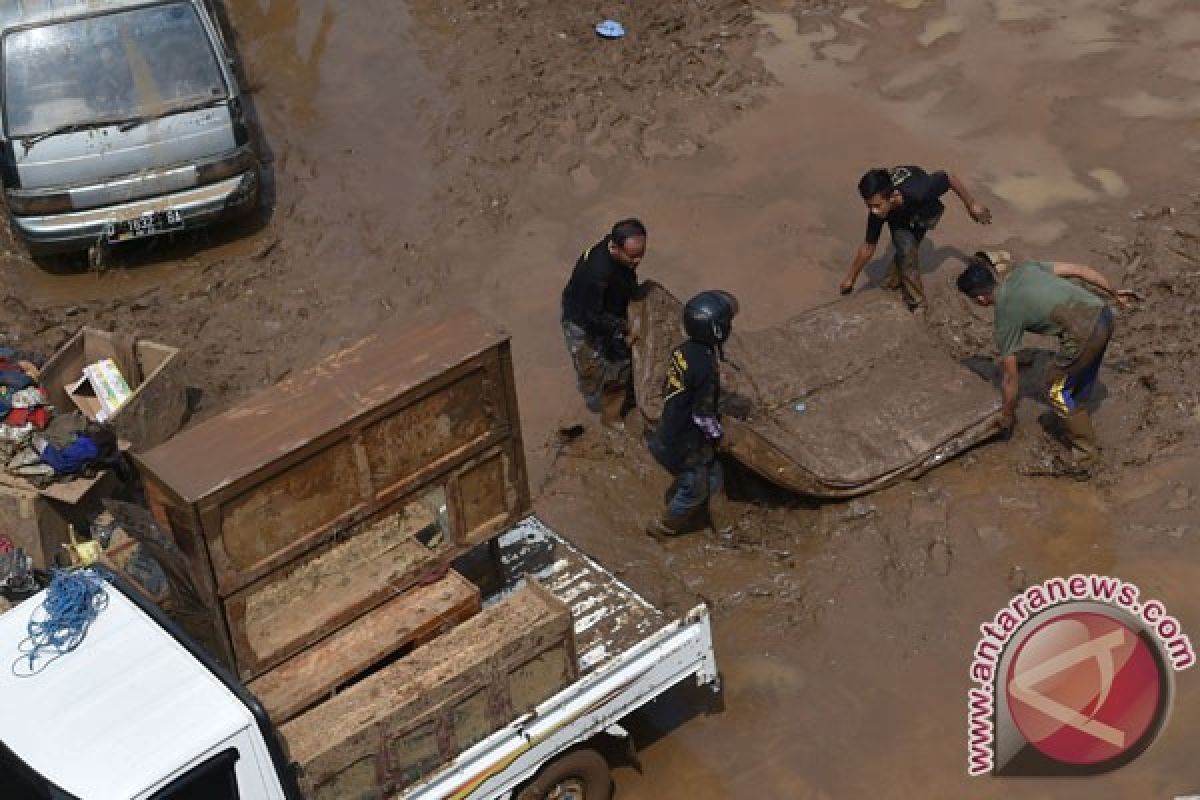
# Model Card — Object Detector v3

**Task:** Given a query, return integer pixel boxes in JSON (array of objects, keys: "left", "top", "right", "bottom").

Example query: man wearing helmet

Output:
[
  {"left": 646, "top": 290, "right": 739, "bottom": 536},
  {"left": 561, "top": 219, "right": 648, "bottom": 428}
]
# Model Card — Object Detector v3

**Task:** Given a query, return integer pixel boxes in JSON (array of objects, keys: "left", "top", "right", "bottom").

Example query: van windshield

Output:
[{"left": 3, "top": 2, "right": 229, "bottom": 139}]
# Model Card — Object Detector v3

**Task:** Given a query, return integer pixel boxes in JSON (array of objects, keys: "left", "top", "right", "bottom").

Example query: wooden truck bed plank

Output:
[{"left": 248, "top": 569, "right": 481, "bottom": 725}]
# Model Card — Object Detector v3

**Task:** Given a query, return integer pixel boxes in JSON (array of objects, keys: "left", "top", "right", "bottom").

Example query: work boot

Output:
[
  {"left": 705, "top": 493, "right": 738, "bottom": 537},
  {"left": 882, "top": 261, "right": 902, "bottom": 290},
  {"left": 645, "top": 510, "right": 692, "bottom": 539},
  {"left": 599, "top": 385, "right": 627, "bottom": 431},
  {"left": 1062, "top": 409, "right": 1100, "bottom": 479}
]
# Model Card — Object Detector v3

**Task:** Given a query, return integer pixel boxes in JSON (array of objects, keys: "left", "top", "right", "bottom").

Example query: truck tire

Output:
[{"left": 516, "top": 748, "right": 612, "bottom": 800}]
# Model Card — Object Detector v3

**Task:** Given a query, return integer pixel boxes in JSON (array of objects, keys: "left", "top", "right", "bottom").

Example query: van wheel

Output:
[{"left": 516, "top": 749, "right": 611, "bottom": 800}]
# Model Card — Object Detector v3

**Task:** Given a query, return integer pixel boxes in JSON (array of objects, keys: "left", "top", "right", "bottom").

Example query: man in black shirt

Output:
[
  {"left": 561, "top": 219, "right": 647, "bottom": 428},
  {"left": 839, "top": 166, "right": 992, "bottom": 311},
  {"left": 647, "top": 290, "right": 738, "bottom": 537}
]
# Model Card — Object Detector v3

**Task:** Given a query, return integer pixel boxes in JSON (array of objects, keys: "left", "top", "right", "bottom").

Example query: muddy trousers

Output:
[
  {"left": 649, "top": 437, "right": 724, "bottom": 521},
  {"left": 883, "top": 225, "right": 927, "bottom": 310},
  {"left": 561, "top": 319, "right": 631, "bottom": 424},
  {"left": 1045, "top": 306, "right": 1114, "bottom": 463}
]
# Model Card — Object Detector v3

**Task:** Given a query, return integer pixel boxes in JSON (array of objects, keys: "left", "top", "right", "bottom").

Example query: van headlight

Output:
[
  {"left": 4, "top": 189, "right": 73, "bottom": 215},
  {"left": 195, "top": 146, "right": 259, "bottom": 185}
]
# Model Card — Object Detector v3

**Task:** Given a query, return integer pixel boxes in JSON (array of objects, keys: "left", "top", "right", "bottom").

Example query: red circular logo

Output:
[{"left": 1005, "top": 611, "right": 1163, "bottom": 766}]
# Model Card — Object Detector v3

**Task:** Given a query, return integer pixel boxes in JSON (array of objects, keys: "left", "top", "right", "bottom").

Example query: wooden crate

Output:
[
  {"left": 133, "top": 311, "right": 530, "bottom": 677},
  {"left": 39, "top": 327, "right": 186, "bottom": 452},
  {"left": 281, "top": 582, "right": 578, "bottom": 799}
]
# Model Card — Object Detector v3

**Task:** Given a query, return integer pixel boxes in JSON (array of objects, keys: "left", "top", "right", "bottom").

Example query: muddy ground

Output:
[{"left": 5, "top": 0, "right": 1200, "bottom": 796}]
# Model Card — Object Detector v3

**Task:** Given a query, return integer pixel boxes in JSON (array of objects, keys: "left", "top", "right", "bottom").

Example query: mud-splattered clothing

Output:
[
  {"left": 561, "top": 236, "right": 637, "bottom": 339},
  {"left": 864, "top": 166, "right": 949, "bottom": 310},
  {"left": 1044, "top": 306, "right": 1114, "bottom": 417},
  {"left": 649, "top": 339, "right": 723, "bottom": 516},
  {"left": 561, "top": 319, "right": 630, "bottom": 412},
  {"left": 994, "top": 261, "right": 1113, "bottom": 419},
  {"left": 650, "top": 340, "right": 719, "bottom": 469},
  {"left": 863, "top": 165, "right": 950, "bottom": 245},
  {"left": 561, "top": 236, "right": 637, "bottom": 408},
  {"left": 993, "top": 261, "right": 1105, "bottom": 360}
]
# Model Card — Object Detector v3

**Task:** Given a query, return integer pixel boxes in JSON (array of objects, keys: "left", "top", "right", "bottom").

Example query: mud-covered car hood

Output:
[{"left": 631, "top": 282, "right": 1001, "bottom": 498}]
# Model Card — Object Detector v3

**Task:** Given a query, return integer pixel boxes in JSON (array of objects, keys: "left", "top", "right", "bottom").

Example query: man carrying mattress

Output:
[{"left": 956, "top": 250, "right": 1136, "bottom": 478}]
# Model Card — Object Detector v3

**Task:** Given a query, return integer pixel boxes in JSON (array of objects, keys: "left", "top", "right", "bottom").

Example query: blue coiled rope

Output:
[{"left": 13, "top": 568, "right": 109, "bottom": 677}]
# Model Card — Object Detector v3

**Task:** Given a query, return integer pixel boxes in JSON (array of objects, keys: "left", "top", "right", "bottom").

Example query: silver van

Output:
[{"left": 0, "top": 0, "right": 260, "bottom": 255}]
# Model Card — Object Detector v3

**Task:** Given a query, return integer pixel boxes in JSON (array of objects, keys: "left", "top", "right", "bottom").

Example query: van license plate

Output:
[{"left": 105, "top": 209, "right": 184, "bottom": 242}]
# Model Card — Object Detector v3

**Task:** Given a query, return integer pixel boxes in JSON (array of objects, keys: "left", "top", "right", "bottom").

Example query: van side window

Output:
[{"left": 149, "top": 748, "right": 240, "bottom": 800}]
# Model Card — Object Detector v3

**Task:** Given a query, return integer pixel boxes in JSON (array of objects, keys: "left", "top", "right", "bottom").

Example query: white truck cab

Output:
[
  {"left": 0, "top": 571, "right": 301, "bottom": 800},
  {"left": 0, "top": 520, "right": 720, "bottom": 800}
]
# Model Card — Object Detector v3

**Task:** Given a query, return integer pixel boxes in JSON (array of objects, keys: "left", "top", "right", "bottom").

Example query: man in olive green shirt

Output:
[{"left": 957, "top": 252, "right": 1135, "bottom": 476}]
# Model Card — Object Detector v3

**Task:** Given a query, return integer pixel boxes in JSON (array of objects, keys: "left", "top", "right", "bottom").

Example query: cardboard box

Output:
[
  {"left": 39, "top": 328, "right": 186, "bottom": 452},
  {"left": 65, "top": 359, "right": 133, "bottom": 423},
  {"left": 0, "top": 470, "right": 117, "bottom": 569}
]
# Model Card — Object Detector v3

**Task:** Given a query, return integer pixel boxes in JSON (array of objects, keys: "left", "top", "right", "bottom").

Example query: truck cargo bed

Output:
[
  {"left": 405, "top": 517, "right": 718, "bottom": 799},
  {"left": 494, "top": 517, "right": 669, "bottom": 674}
]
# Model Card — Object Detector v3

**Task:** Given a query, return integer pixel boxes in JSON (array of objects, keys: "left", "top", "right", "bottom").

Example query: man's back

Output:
[{"left": 994, "top": 261, "right": 1105, "bottom": 359}]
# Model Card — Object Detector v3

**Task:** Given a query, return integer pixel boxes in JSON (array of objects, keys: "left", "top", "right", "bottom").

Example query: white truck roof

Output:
[{"left": 0, "top": 578, "right": 252, "bottom": 799}]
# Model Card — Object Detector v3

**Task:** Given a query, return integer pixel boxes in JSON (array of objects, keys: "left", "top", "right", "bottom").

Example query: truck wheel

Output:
[{"left": 517, "top": 749, "right": 612, "bottom": 800}]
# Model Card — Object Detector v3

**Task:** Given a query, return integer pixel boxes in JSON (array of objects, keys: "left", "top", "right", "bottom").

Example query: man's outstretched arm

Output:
[
  {"left": 840, "top": 241, "right": 877, "bottom": 294},
  {"left": 947, "top": 172, "right": 992, "bottom": 224},
  {"left": 1051, "top": 262, "right": 1137, "bottom": 308}
]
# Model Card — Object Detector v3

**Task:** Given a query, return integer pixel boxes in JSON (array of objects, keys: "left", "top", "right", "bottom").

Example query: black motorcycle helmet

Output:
[{"left": 683, "top": 290, "right": 739, "bottom": 347}]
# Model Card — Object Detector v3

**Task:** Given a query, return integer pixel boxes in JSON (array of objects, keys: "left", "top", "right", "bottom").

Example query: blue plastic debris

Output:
[{"left": 595, "top": 19, "right": 625, "bottom": 39}]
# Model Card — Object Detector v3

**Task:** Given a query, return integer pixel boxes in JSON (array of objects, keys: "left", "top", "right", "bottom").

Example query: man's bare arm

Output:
[
  {"left": 1051, "top": 262, "right": 1137, "bottom": 308},
  {"left": 998, "top": 354, "right": 1019, "bottom": 430},
  {"left": 840, "top": 241, "right": 877, "bottom": 294},
  {"left": 947, "top": 172, "right": 992, "bottom": 224}
]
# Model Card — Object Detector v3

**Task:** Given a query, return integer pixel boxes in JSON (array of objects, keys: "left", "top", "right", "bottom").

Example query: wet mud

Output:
[{"left": 3, "top": 0, "right": 1200, "bottom": 796}]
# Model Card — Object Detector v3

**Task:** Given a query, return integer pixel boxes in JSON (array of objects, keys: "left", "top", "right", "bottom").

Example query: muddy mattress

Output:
[{"left": 630, "top": 282, "right": 1001, "bottom": 498}]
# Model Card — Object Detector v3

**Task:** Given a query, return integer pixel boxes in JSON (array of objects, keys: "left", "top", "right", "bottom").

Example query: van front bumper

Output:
[{"left": 10, "top": 171, "right": 258, "bottom": 250}]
